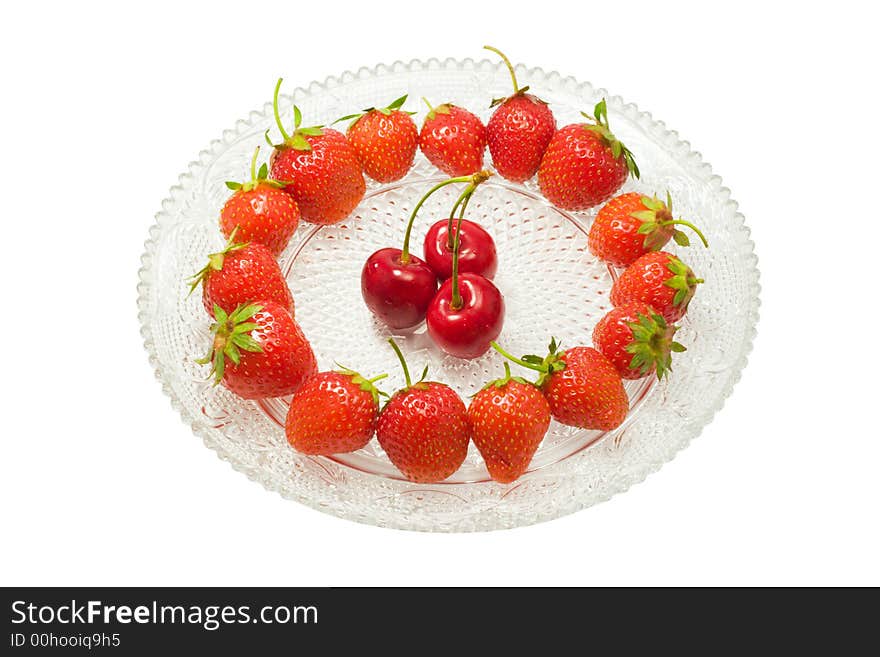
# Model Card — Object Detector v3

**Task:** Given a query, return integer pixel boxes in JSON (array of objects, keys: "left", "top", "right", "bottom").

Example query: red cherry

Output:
[
  {"left": 361, "top": 248, "right": 437, "bottom": 329},
  {"left": 423, "top": 219, "right": 498, "bottom": 281},
  {"left": 427, "top": 273, "right": 505, "bottom": 359}
]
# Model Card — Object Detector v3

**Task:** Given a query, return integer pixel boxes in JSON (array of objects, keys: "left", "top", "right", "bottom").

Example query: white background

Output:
[{"left": 1, "top": 1, "right": 877, "bottom": 586}]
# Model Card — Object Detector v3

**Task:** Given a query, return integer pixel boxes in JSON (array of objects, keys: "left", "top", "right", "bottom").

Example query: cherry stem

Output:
[
  {"left": 449, "top": 192, "right": 470, "bottom": 310},
  {"left": 447, "top": 171, "right": 491, "bottom": 309},
  {"left": 401, "top": 176, "right": 472, "bottom": 263},
  {"left": 484, "top": 45, "right": 520, "bottom": 94},
  {"left": 250, "top": 146, "right": 260, "bottom": 183},
  {"left": 388, "top": 338, "right": 412, "bottom": 388},
  {"left": 273, "top": 78, "right": 291, "bottom": 142},
  {"left": 663, "top": 219, "right": 709, "bottom": 248},
  {"left": 490, "top": 341, "right": 545, "bottom": 373},
  {"left": 446, "top": 192, "right": 472, "bottom": 250}
]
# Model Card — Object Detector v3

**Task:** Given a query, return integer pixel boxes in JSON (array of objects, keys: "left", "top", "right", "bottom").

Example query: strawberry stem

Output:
[
  {"left": 367, "top": 373, "right": 389, "bottom": 384},
  {"left": 490, "top": 341, "right": 545, "bottom": 373},
  {"left": 422, "top": 97, "right": 434, "bottom": 112},
  {"left": 484, "top": 45, "right": 520, "bottom": 94},
  {"left": 388, "top": 338, "right": 412, "bottom": 389},
  {"left": 273, "top": 78, "right": 291, "bottom": 142},
  {"left": 249, "top": 146, "right": 259, "bottom": 184},
  {"left": 664, "top": 219, "right": 709, "bottom": 248},
  {"left": 401, "top": 175, "right": 473, "bottom": 263}
]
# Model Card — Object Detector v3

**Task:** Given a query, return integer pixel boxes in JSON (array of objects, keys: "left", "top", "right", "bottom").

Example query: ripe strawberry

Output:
[
  {"left": 610, "top": 251, "right": 703, "bottom": 323},
  {"left": 484, "top": 46, "right": 555, "bottom": 182},
  {"left": 468, "top": 363, "right": 551, "bottom": 484},
  {"left": 336, "top": 95, "right": 418, "bottom": 183},
  {"left": 220, "top": 146, "right": 300, "bottom": 256},
  {"left": 419, "top": 99, "right": 487, "bottom": 177},
  {"left": 285, "top": 368, "right": 387, "bottom": 455},
  {"left": 189, "top": 231, "right": 294, "bottom": 318},
  {"left": 267, "top": 79, "right": 365, "bottom": 225},
  {"left": 537, "top": 99, "right": 639, "bottom": 210},
  {"left": 592, "top": 302, "right": 685, "bottom": 380},
  {"left": 198, "top": 301, "right": 317, "bottom": 400},
  {"left": 376, "top": 340, "right": 470, "bottom": 483},
  {"left": 589, "top": 192, "right": 708, "bottom": 268},
  {"left": 493, "top": 339, "right": 629, "bottom": 431}
]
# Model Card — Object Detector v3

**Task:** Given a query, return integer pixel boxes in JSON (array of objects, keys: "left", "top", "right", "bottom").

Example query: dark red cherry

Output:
[
  {"left": 426, "top": 273, "right": 505, "bottom": 359},
  {"left": 423, "top": 219, "right": 498, "bottom": 280},
  {"left": 361, "top": 248, "right": 438, "bottom": 329}
]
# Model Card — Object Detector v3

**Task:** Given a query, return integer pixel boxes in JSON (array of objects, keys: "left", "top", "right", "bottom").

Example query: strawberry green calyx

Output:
[
  {"left": 387, "top": 338, "right": 429, "bottom": 392},
  {"left": 422, "top": 97, "right": 453, "bottom": 122},
  {"left": 267, "top": 78, "right": 324, "bottom": 152},
  {"left": 491, "top": 338, "right": 567, "bottom": 387},
  {"left": 484, "top": 45, "right": 543, "bottom": 107},
  {"left": 581, "top": 99, "right": 640, "bottom": 179},
  {"left": 625, "top": 312, "right": 686, "bottom": 380},
  {"left": 482, "top": 362, "right": 534, "bottom": 391},
  {"left": 664, "top": 255, "right": 704, "bottom": 308},
  {"left": 332, "top": 94, "right": 416, "bottom": 130},
  {"left": 633, "top": 192, "right": 709, "bottom": 251},
  {"left": 187, "top": 227, "right": 247, "bottom": 295},
  {"left": 334, "top": 365, "right": 389, "bottom": 405},
  {"left": 225, "top": 146, "right": 286, "bottom": 193},
  {"left": 196, "top": 303, "right": 264, "bottom": 385}
]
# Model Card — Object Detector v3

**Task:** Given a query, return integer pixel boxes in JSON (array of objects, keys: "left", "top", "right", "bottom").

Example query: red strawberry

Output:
[
  {"left": 610, "top": 251, "right": 703, "bottom": 323},
  {"left": 267, "top": 79, "right": 365, "bottom": 225},
  {"left": 220, "top": 146, "right": 300, "bottom": 256},
  {"left": 285, "top": 368, "right": 387, "bottom": 455},
  {"left": 468, "top": 363, "right": 551, "bottom": 483},
  {"left": 537, "top": 99, "right": 639, "bottom": 210},
  {"left": 493, "top": 339, "right": 629, "bottom": 431},
  {"left": 375, "top": 340, "right": 470, "bottom": 483},
  {"left": 419, "top": 99, "right": 487, "bottom": 177},
  {"left": 589, "top": 192, "right": 708, "bottom": 268},
  {"left": 189, "top": 231, "right": 294, "bottom": 318},
  {"left": 337, "top": 95, "right": 418, "bottom": 183},
  {"left": 592, "top": 302, "right": 685, "bottom": 380},
  {"left": 484, "top": 46, "right": 556, "bottom": 182},
  {"left": 198, "top": 301, "right": 317, "bottom": 400}
]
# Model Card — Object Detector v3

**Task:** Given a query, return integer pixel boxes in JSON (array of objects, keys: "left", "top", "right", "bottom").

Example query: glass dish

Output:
[{"left": 138, "top": 58, "right": 760, "bottom": 531}]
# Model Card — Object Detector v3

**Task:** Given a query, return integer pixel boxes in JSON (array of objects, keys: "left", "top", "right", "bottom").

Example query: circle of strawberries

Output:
[{"left": 184, "top": 48, "right": 711, "bottom": 486}]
